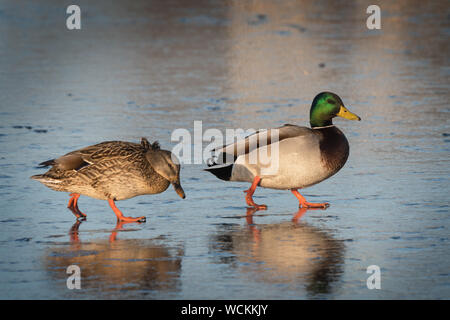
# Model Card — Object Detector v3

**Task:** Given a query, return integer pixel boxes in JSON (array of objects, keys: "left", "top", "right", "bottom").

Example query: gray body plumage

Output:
[{"left": 207, "top": 124, "right": 349, "bottom": 190}]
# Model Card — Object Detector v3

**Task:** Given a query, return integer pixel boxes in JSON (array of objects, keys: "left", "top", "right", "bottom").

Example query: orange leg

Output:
[
  {"left": 291, "top": 189, "right": 329, "bottom": 209},
  {"left": 67, "top": 193, "right": 87, "bottom": 220},
  {"left": 108, "top": 199, "right": 146, "bottom": 223},
  {"left": 243, "top": 176, "right": 267, "bottom": 210},
  {"left": 109, "top": 220, "right": 128, "bottom": 242},
  {"left": 69, "top": 220, "right": 82, "bottom": 244},
  {"left": 245, "top": 207, "right": 261, "bottom": 243},
  {"left": 292, "top": 207, "right": 308, "bottom": 223}
]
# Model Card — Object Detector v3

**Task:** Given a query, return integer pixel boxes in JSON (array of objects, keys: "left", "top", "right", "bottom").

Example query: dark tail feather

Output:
[
  {"left": 204, "top": 163, "right": 233, "bottom": 181},
  {"left": 141, "top": 137, "right": 160, "bottom": 151},
  {"left": 37, "top": 159, "right": 55, "bottom": 168}
]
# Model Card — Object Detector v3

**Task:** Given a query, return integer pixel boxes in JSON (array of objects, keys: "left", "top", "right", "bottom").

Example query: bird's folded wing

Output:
[
  {"left": 212, "top": 124, "right": 312, "bottom": 163},
  {"left": 47, "top": 141, "right": 142, "bottom": 171}
]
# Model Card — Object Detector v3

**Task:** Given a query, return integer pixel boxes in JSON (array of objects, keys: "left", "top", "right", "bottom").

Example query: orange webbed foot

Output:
[
  {"left": 291, "top": 189, "right": 329, "bottom": 209},
  {"left": 67, "top": 193, "right": 87, "bottom": 220},
  {"left": 243, "top": 176, "right": 267, "bottom": 210},
  {"left": 108, "top": 199, "right": 146, "bottom": 223}
]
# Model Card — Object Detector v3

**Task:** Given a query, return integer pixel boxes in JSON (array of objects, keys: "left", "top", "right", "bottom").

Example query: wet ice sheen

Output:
[{"left": 0, "top": 0, "right": 449, "bottom": 299}]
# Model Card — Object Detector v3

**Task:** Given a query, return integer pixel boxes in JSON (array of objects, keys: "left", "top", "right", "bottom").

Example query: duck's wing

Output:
[
  {"left": 76, "top": 141, "right": 144, "bottom": 159},
  {"left": 210, "top": 124, "right": 313, "bottom": 165},
  {"left": 38, "top": 141, "right": 143, "bottom": 172}
]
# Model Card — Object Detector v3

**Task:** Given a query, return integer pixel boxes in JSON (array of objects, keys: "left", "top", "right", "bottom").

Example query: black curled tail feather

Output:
[{"left": 204, "top": 163, "right": 233, "bottom": 181}]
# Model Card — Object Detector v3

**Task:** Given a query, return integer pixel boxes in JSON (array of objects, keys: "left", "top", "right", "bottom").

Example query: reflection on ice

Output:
[
  {"left": 44, "top": 221, "right": 184, "bottom": 298},
  {"left": 210, "top": 208, "right": 345, "bottom": 296}
]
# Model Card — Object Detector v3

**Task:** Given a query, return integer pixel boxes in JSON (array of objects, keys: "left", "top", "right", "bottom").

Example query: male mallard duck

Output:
[
  {"left": 31, "top": 138, "right": 185, "bottom": 222},
  {"left": 205, "top": 92, "right": 360, "bottom": 209}
]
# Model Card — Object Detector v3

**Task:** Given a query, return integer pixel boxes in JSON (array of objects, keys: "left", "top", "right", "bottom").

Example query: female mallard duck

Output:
[
  {"left": 31, "top": 138, "right": 185, "bottom": 222},
  {"left": 205, "top": 92, "right": 360, "bottom": 210}
]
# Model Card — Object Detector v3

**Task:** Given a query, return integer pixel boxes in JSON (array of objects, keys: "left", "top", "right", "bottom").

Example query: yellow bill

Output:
[{"left": 336, "top": 105, "right": 361, "bottom": 121}]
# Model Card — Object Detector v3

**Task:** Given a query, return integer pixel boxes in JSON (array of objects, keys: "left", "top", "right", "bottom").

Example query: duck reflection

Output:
[
  {"left": 45, "top": 221, "right": 184, "bottom": 296},
  {"left": 210, "top": 208, "right": 345, "bottom": 296}
]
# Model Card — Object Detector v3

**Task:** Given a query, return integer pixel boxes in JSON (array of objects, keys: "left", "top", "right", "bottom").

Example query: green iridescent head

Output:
[{"left": 309, "top": 92, "right": 361, "bottom": 128}]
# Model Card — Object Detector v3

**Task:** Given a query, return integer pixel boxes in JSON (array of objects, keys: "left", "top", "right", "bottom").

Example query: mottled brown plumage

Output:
[{"left": 31, "top": 138, "right": 185, "bottom": 222}]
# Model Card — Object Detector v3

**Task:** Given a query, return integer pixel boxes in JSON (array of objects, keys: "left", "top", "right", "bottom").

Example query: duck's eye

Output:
[{"left": 327, "top": 99, "right": 336, "bottom": 104}]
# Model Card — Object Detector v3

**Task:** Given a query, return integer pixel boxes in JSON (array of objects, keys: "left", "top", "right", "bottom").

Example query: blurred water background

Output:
[{"left": 0, "top": 0, "right": 449, "bottom": 299}]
